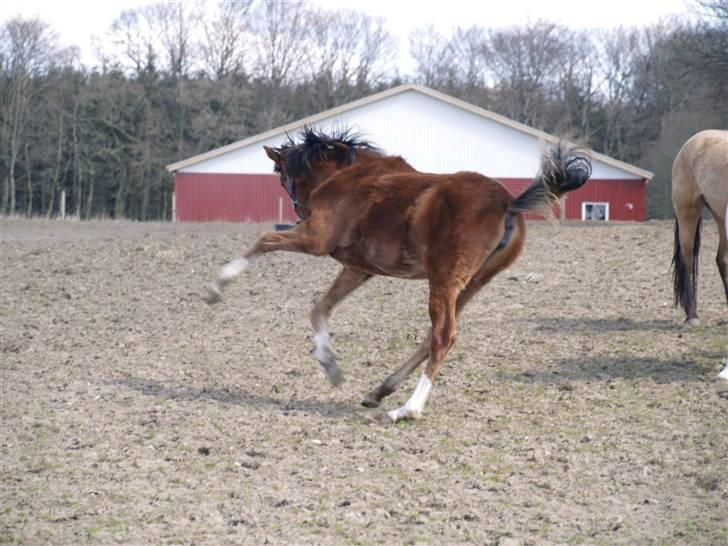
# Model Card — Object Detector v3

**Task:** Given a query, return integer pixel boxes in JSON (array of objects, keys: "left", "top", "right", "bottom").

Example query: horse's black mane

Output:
[{"left": 273, "top": 126, "right": 379, "bottom": 176}]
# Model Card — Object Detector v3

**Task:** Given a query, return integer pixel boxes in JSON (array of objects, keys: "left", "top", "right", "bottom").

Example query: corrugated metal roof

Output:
[{"left": 167, "top": 84, "right": 653, "bottom": 180}]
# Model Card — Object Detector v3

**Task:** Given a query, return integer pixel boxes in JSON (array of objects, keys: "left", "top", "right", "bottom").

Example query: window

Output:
[{"left": 582, "top": 202, "right": 609, "bottom": 221}]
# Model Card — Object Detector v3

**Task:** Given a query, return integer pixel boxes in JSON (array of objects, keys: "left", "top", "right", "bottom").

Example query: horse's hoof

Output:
[
  {"left": 315, "top": 342, "right": 342, "bottom": 386},
  {"left": 325, "top": 365, "right": 343, "bottom": 387},
  {"left": 685, "top": 317, "right": 700, "bottom": 327},
  {"left": 361, "top": 394, "right": 381, "bottom": 408},
  {"left": 203, "top": 283, "right": 222, "bottom": 305},
  {"left": 387, "top": 406, "right": 422, "bottom": 422},
  {"left": 318, "top": 350, "right": 342, "bottom": 386},
  {"left": 718, "top": 359, "right": 728, "bottom": 381}
]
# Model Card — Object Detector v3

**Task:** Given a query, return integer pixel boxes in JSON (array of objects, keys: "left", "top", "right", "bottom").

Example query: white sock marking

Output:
[
  {"left": 388, "top": 373, "right": 432, "bottom": 421},
  {"left": 314, "top": 329, "right": 331, "bottom": 362},
  {"left": 219, "top": 257, "right": 249, "bottom": 282},
  {"left": 719, "top": 357, "right": 728, "bottom": 381}
]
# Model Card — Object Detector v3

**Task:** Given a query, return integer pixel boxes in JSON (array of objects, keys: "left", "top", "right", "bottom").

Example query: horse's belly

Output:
[{"left": 330, "top": 243, "right": 426, "bottom": 279}]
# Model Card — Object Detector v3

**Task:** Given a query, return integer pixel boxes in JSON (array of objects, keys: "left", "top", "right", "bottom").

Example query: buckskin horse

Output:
[
  {"left": 671, "top": 129, "right": 728, "bottom": 326},
  {"left": 205, "top": 128, "right": 591, "bottom": 421}
]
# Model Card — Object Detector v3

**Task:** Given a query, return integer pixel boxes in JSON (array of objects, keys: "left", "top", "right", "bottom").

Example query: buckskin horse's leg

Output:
[
  {"left": 205, "top": 221, "right": 336, "bottom": 303},
  {"left": 674, "top": 205, "right": 702, "bottom": 325},
  {"left": 714, "top": 205, "right": 728, "bottom": 303},
  {"left": 311, "top": 266, "right": 371, "bottom": 386}
]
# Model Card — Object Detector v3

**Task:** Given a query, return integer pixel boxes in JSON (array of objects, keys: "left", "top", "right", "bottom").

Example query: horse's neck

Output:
[{"left": 354, "top": 152, "right": 416, "bottom": 174}]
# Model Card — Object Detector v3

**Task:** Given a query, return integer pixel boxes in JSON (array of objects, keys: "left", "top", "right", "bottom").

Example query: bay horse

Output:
[
  {"left": 671, "top": 129, "right": 728, "bottom": 326},
  {"left": 205, "top": 128, "right": 591, "bottom": 421}
]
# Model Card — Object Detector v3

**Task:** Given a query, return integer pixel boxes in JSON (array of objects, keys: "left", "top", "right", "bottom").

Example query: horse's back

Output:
[{"left": 673, "top": 130, "right": 728, "bottom": 217}]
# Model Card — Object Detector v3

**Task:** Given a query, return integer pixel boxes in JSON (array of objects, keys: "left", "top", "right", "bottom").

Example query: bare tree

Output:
[
  {"left": 551, "top": 30, "right": 600, "bottom": 138},
  {"left": 485, "top": 21, "right": 568, "bottom": 127},
  {"left": 0, "top": 17, "right": 68, "bottom": 213},
  {"left": 595, "top": 27, "right": 644, "bottom": 159},
  {"left": 251, "top": 1, "right": 308, "bottom": 87},
  {"left": 691, "top": 0, "right": 728, "bottom": 20},
  {"left": 105, "top": 8, "right": 159, "bottom": 76},
  {"left": 152, "top": 2, "right": 203, "bottom": 79},
  {"left": 304, "top": 9, "right": 397, "bottom": 107},
  {"left": 449, "top": 26, "right": 488, "bottom": 95},
  {"left": 201, "top": 0, "right": 254, "bottom": 80},
  {"left": 410, "top": 25, "right": 455, "bottom": 88}
]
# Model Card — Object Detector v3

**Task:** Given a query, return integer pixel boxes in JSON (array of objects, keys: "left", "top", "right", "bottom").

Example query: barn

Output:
[{"left": 166, "top": 84, "right": 653, "bottom": 223}]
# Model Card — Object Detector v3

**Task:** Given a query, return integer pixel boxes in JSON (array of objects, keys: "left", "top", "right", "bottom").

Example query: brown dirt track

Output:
[{"left": 1, "top": 217, "right": 727, "bottom": 545}]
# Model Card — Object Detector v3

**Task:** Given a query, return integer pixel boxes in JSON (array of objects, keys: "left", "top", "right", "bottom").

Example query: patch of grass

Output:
[
  {"left": 83, "top": 518, "right": 126, "bottom": 544},
  {"left": 405, "top": 536, "right": 434, "bottom": 545},
  {"left": 671, "top": 518, "right": 726, "bottom": 543},
  {"left": 381, "top": 448, "right": 396, "bottom": 460},
  {"left": 85, "top": 527, "right": 101, "bottom": 542}
]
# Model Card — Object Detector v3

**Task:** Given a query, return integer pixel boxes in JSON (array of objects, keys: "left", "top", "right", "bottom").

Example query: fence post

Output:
[
  {"left": 172, "top": 192, "right": 176, "bottom": 222},
  {"left": 60, "top": 190, "right": 66, "bottom": 220}
]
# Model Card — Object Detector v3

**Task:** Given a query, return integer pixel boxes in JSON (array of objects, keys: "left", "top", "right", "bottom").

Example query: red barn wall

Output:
[
  {"left": 499, "top": 178, "right": 646, "bottom": 221},
  {"left": 174, "top": 173, "right": 646, "bottom": 223},
  {"left": 174, "top": 173, "right": 298, "bottom": 223}
]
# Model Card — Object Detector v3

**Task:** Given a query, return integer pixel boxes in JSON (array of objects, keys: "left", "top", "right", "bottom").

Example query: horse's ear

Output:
[
  {"left": 264, "top": 146, "right": 281, "bottom": 163},
  {"left": 326, "top": 141, "right": 349, "bottom": 159}
]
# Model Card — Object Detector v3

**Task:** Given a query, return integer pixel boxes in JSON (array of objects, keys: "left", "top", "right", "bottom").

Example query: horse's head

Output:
[{"left": 264, "top": 127, "right": 379, "bottom": 219}]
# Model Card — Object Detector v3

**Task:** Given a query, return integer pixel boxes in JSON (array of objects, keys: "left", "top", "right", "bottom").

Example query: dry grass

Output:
[{"left": 1, "top": 217, "right": 726, "bottom": 545}]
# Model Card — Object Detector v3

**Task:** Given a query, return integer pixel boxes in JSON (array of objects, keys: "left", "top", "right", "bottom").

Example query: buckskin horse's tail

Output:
[
  {"left": 510, "top": 143, "right": 592, "bottom": 216},
  {"left": 672, "top": 216, "right": 701, "bottom": 312}
]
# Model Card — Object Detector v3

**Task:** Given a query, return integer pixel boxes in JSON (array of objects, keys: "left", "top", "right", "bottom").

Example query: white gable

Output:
[{"left": 178, "top": 88, "right": 643, "bottom": 180}]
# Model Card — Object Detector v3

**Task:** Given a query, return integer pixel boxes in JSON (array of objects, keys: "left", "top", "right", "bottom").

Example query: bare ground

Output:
[{"left": 1, "top": 217, "right": 726, "bottom": 545}]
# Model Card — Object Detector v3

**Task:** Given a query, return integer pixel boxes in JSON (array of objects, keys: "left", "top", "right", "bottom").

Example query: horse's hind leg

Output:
[
  {"left": 388, "top": 282, "right": 460, "bottom": 421},
  {"left": 362, "top": 280, "right": 482, "bottom": 408},
  {"left": 311, "top": 266, "right": 371, "bottom": 386},
  {"left": 713, "top": 206, "right": 728, "bottom": 303},
  {"left": 362, "top": 334, "right": 431, "bottom": 408},
  {"left": 673, "top": 206, "right": 703, "bottom": 325},
  {"left": 363, "top": 214, "right": 526, "bottom": 409}
]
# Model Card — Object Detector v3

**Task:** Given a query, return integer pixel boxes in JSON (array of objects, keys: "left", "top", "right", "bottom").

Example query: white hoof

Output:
[
  {"left": 719, "top": 359, "right": 728, "bottom": 381},
  {"left": 219, "top": 257, "right": 249, "bottom": 281},
  {"left": 387, "top": 374, "right": 432, "bottom": 422},
  {"left": 314, "top": 330, "right": 342, "bottom": 386},
  {"left": 387, "top": 406, "right": 423, "bottom": 422},
  {"left": 685, "top": 317, "right": 700, "bottom": 327},
  {"left": 204, "top": 282, "right": 223, "bottom": 304}
]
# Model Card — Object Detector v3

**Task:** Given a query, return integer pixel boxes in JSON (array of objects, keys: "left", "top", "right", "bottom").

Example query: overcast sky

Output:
[{"left": 2, "top": 0, "right": 696, "bottom": 74}]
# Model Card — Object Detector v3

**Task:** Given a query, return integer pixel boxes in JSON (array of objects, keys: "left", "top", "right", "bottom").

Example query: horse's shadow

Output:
[
  {"left": 527, "top": 317, "right": 677, "bottom": 333},
  {"left": 515, "top": 316, "right": 722, "bottom": 383},
  {"left": 111, "top": 377, "right": 359, "bottom": 417},
  {"left": 509, "top": 355, "right": 713, "bottom": 385}
]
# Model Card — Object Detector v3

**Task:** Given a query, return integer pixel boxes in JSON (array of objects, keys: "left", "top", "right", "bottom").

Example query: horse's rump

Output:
[{"left": 671, "top": 129, "right": 728, "bottom": 325}]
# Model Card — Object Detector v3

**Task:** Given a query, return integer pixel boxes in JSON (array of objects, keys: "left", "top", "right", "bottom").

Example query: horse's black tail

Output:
[
  {"left": 672, "top": 217, "right": 701, "bottom": 310},
  {"left": 510, "top": 143, "right": 592, "bottom": 216}
]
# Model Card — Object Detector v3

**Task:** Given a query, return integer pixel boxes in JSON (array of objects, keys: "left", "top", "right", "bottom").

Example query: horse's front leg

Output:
[
  {"left": 311, "top": 267, "right": 371, "bottom": 386},
  {"left": 204, "top": 223, "right": 333, "bottom": 304}
]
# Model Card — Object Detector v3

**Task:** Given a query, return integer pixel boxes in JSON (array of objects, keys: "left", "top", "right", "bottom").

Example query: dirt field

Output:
[{"left": 1, "top": 217, "right": 726, "bottom": 545}]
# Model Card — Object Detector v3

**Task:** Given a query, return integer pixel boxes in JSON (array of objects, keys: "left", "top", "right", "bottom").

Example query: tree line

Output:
[{"left": 1, "top": 0, "right": 726, "bottom": 220}]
